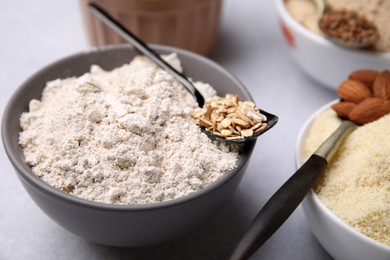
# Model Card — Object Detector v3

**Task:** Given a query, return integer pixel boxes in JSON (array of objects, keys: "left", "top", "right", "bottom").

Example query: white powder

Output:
[{"left": 19, "top": 53, "right": 239, "bottom": 205}]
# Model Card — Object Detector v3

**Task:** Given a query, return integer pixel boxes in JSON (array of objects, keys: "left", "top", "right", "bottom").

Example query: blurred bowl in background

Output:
[
  {"left": 296, "top": 100, "right": 390, "bottom": 260},
  {"left": 79, "top": 0, "right": 222, "bottom": 56},
  {"left": 275, "top": 0, "right": 390, "bottom": 90}
]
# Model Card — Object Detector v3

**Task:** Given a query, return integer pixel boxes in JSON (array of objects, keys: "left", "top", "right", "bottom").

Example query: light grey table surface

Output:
[{"left": 0, "top": 0, "right": 336, "bottom": 259}]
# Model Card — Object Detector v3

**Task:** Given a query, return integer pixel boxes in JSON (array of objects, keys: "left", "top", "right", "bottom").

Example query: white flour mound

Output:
[{"left": 19, "top": 53, "right": 239, "bottom": 205}]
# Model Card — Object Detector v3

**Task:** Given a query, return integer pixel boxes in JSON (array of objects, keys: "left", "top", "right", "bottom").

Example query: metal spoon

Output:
[
  {"left": 313, "top": 0, "right": 326, "bottom": 17},
  {"left": 229, "top": 120, "right": 357, "bottom": 259},
  {"left": 88, "top": 3, "right": 278, "bottom": 143},
  {"left": 313, "top": 0, "right": 379, "bottom": 49}
]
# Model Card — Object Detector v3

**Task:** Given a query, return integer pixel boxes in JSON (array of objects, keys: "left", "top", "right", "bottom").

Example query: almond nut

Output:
[
  {"left": 331, "top": 102, "right": 357, "bottom": 119},
  {"left": 337, "top": 80, "right": 372, "bottom": 104},
  {"left": 348, "top": 69, "right": 380, "bottom": 88},
  {"left": 372, "top": 70, "right": 390, "bottom": 100},
  {"left": 349, "top": 97, "right": 390, "bottom": 125}
]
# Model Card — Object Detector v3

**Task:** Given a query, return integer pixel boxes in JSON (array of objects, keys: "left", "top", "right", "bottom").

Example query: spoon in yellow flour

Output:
[
  {"left": 89, "top": 3, "right": 278, "bottom": 143},
  {"left": 230, "top": 69, "right": 390, "bottom": 258},
  {"left": 313, "top": 0, "right": 379, "bottom": 49},
  {"left": 229, "top": 119, "right": 357, "bottom": 259}
]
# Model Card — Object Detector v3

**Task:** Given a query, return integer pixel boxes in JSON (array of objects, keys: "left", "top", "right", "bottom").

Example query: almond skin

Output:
[
  {"left": 337, "top": 79, "right": 372, "bottom": 103},
  {"left": 349, "top": 97, "right": 390, "bottom": 125},
  {"left": 331, "top": 102, "right": 356, "bottom": 119},
  {"left": 372, "top": 70, "right": 390, "bottom": 100},
  {"left": 348, "top": 69, "right": 380, "bottom": 88}
]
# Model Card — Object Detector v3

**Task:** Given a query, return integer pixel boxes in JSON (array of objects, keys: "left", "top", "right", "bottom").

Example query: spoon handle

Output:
[
  {"left": 229, "top": 154, "right": 328, "bottom": 260},
  {"left": 313, "top": 0, "right": 326, "bottom": 16},
  {"left": 88, "top": 3, "right": 205, "bottom": 107},
  {"left": 229, "top": 120, "right": 357, "bottom": 260}
]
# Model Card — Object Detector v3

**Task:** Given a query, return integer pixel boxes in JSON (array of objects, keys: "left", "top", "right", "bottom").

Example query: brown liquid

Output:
[{"left": 79, "top": 0, "right": 222, "bottom": 56}]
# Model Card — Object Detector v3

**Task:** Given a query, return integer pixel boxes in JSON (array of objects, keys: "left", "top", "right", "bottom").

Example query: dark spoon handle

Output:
[
  {"left": 229, "top": 120, "right": 357, "bottom": 259},
  {"left": 229, "top": 154, "right": 328, "bottom": 260},
  {"left": 88, "top": 3, "right": 205, "bottom": 107}
]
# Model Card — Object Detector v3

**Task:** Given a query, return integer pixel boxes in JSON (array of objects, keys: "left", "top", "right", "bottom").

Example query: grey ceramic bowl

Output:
[{"left": 2, "top": 44, "right": 256, "bottom": 247}]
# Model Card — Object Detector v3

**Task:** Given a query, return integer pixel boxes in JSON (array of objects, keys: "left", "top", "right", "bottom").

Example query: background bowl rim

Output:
[
  {"left": 1, "top": 44, "right": 256, "bottom": 212},
  {"left": 296, "top": 99, "right": 390, "bottom": 251},
  {"left": 275, "top": 0, "right": 390, "bottom": 58}
]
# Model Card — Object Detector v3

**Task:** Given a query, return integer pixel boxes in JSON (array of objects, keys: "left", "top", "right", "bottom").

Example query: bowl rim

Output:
[
  {"left": 296, "top": 99, "right": 390, "bottom": 251},
  {"left": 1, "top": 44, "right": 256, "bottom": 212},
  {"left": 275, "top": 0, "right": 390, "bottom": 58}
]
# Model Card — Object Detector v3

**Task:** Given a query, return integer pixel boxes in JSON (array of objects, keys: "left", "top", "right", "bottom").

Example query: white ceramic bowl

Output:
[
  {"left": 296, "top": 100, "right": 390, "bottom": 260},
  {"left": 275, "top": 0, "right": 390, "bottom": 90}
]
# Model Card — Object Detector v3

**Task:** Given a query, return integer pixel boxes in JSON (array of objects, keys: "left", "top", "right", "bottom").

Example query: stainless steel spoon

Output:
[
  {"left": 313, "top": 0, "right": 379, "bottom": 49},
  {"left": 313, "top": 0, "right": 326, "bottom": 17},
  {"left": 229, "top": 120, "right": 357, "bottom": 259},
  {"left": 88, "top": 3, "right": 278, "bottom": 143}
]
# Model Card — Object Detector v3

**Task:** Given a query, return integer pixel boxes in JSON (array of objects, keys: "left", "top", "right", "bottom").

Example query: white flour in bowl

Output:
[{"left": 19, "top": 53, "right": 239, "bottom": 205}]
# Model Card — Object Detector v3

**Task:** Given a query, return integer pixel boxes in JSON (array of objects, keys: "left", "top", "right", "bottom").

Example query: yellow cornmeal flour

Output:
[{"left": 302, "top": 108, "right": 390, "bottom": 246}]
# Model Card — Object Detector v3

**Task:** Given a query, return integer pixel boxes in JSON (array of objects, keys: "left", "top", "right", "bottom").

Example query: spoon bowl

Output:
[
  {"left": 313, "top": 0, "right": 379, "bottom": 49},
  {"left": 89, "top": 3, "right": 278, "bottom": 143},
  {"left": 201, "top": 110, "right": 278, "bottom": 143},
  {"left": 320, "top": 35, "right": 377, "bottom": 49}
]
